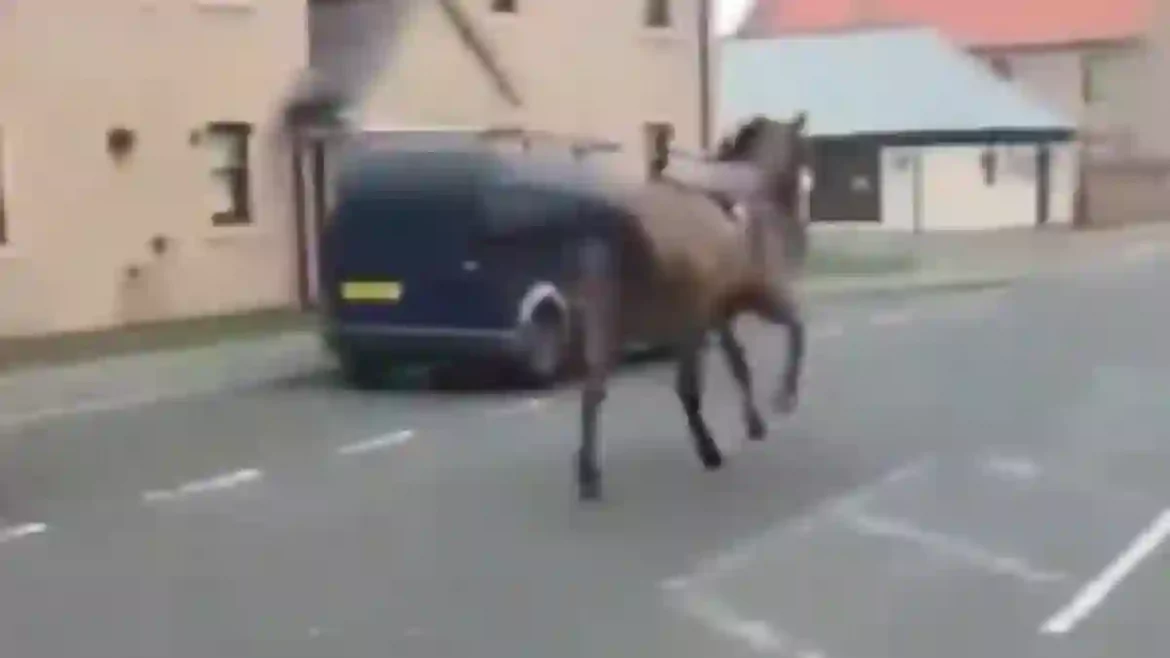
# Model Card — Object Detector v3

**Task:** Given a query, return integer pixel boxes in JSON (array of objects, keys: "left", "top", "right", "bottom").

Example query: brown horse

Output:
[{"left": 573, "top": 113, "right": 811, "bottom": 501}]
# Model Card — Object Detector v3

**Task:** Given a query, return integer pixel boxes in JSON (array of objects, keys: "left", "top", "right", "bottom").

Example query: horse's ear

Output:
[{"left": 792, "top": 111, "right": 808, "bottom": 132}]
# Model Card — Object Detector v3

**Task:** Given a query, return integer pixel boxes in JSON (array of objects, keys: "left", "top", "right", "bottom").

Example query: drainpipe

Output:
[
  {"left": 698, "top": 0, "right": 712, "bottom": 151},
  {"left": 290, "top": 132, "right": 310, "bottom": 310}
]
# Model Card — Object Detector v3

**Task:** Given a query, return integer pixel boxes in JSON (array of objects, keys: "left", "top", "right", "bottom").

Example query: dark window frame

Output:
[
  {"left": 981, "top": 147, "right": 998, "bottom": 186},
  {"left": 1081, "top": 55, "right": 1094, "bottom": 103},
  {"left": 207, "top": 121, "right": 253, "bottom": 227},
  {"left": 491, "top": 0, "right": 517, "bottom": 14},
  {"left": 645, "top": 0, "right": 671, "bottom": 28},
  {"left": 0, "top": 127, "right": 7, "bottom": 246},
  {"left": 1081, "top": 51, "right": 1109, "bottom": 104},
  {"left": 643, "top": 122, "right": 674, "bottom": 180}
]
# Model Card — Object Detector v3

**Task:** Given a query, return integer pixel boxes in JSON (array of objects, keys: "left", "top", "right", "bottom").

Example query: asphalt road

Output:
[{"left": 1, "top": 244, "right": 1169, "bottom": 658}]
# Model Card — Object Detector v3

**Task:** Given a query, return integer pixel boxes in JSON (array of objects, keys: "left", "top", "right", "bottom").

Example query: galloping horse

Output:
[{"left": 572, "top": 113, "right": 811, "bottom": 501}]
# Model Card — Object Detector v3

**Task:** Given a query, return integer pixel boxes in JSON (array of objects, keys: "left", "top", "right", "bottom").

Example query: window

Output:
[
  {"left": 645, "top": 0, "right": 671, "bottom": 27},
  {"left": 491, "top": 0, "right": 516, "bottom": 14},
  {"left": 0, "top": 128, "right": 7, "bottom": 246},
  {"left": 206, "top": 122, "right": 252, "bottom": 226},
  {"left": 643, "top": 122, "right": 673, "bottom": 180}
]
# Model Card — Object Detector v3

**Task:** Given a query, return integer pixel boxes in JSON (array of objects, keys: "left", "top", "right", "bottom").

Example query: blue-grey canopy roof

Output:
[{"left": 719, "top": 26, "right": 1076, "bottom": 139}]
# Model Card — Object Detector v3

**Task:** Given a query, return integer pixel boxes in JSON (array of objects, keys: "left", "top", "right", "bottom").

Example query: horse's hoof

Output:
[
  {"left": 578, "top": 478, "right": 602, "bottom": 502},
  {"left": 698, "top": 446, "right": 724, "bottom": 470},
  {"left": 772, "top": 391, "right": 799, "bottom": 415},
  {"left": 747, "top": 413, "right": 767, "bottom": 441}
]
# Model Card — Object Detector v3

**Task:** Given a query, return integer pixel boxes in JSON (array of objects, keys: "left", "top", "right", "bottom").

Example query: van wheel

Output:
[
  {"left": 338, "top": 350, "right": 386, "bottom": 390},
  {"left": 515, "top": 308, "right": 567, "bottom": 388}
]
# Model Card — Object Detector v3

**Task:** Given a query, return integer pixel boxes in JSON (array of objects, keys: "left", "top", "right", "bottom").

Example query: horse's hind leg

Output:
[
  {"left": 762, "top": 287, "right": 806, "bottom": 415},
  {"left": 676, "top": 333, "right": 724, "bottom": 470},
  {"left": 716, "top": 322, "right": 766, "bottom": 440},
  {"left": 576, "top": 238, "right": 615, "bottom": 502}
]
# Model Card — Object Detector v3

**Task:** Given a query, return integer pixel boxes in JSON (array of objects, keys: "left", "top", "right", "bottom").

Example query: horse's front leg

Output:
[
  {"left": 676, "top": 332, "right": 724, "bottom": 470},
  {"left": 762, "top": 287, "right": 805, "bottom": 415},
  {"left": 577, "top": 238, "right": 616, "bottom": 502},
  {"left": 716, "top": 321, "right": 766, "bottom": 440}
]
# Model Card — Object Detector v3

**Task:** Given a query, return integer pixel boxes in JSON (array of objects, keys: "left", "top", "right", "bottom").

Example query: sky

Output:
[{"left": 716, "top": 0, "right": 755, "bottom": 35}]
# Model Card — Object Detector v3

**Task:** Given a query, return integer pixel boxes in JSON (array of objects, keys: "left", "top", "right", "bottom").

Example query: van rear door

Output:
[{"left": 319, "top": 159, "right": 512, "bottom": 331}]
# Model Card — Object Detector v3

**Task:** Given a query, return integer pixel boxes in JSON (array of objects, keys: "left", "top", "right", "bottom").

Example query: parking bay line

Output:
[
  {"left": 1040, "top": 507, "right": 1170, "bottom": 636},
  {"left": 0, "top": 523, "right": 49, "bottom": 545}
]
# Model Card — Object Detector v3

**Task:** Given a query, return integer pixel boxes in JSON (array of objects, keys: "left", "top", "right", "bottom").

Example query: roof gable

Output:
[
  {"left": 720, "top": 26, "right": 1075, "bottom": 138},
  {"left": 739, "top": 0, "right": 1150, "bottom": 48}
]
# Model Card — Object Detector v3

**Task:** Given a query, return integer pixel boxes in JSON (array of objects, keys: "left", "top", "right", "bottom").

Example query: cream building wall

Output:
[{"left": 0, "top": 0, "right": 308, "bottom": 337}]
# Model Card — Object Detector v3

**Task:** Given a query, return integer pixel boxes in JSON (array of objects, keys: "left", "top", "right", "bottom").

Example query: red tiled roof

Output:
[{"left": 740, "top": 0, "right": 1151, "bottom": 48}]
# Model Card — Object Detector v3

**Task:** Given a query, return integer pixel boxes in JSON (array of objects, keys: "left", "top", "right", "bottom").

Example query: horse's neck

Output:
[{"left": 741, "top": 194, "right": 803, "bottom": 275}]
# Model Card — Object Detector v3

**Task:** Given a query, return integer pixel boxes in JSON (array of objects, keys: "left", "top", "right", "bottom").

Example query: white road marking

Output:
[
  {"left": 0, "top": 522, "right": 48, "bottom": 544},
  {"left": 813, "top": 324, "right": 844, "bottom": 339},
  {"left": 870, "top": 311, "right": 911, "bottom": 326},
  {"left": 664, "top": 583, "right": 830, "bottom": 656},
  {"left": 142, "top": 468, "right": 263, "bottom": 503},
  {"left": 668, "top": 588, "right": 789, "bottom": 653},
  {"left": 1040, "top": 508, "right": 1170, "bottom": 635},
  {"left": 336, "top": 429, "right": 414, "bottom": 456},
  {"left": 841, "top": 510, "right": 1067, "bottom": 584},
  {"left": 665, "top": 456, "right": 934, "bottom": 589},
  {"left": 1121, "top": 243, "right": 1160, "bottom": 263},
  {"left": 488, "top": 397, "right": 548, "bottom": 417},
  {"left": 980, "top": 454, "right": 1156, "bottom": 508},
  {"left": 983, "top": 455, "right": 1041, "bottom": 481}
]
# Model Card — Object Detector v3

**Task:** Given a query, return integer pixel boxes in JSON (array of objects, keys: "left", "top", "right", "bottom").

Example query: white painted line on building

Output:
[
  {"left": 142, "top": 468, "right": 263, "bottom": 503},
  {"left": 336, "top": 429, "right": 415, "bottom": 456},
  {"left": 665, "top": 456, "right": 934, "bottom": 590},
  {"left": 841, "top": 510, "right": 1067, "bottom": 584},
  {"left": 870, "top": 311, "right": 911, "bottom": 326},
  {"left": 1041, "top": 508, "right": 1170, "bottom": 636},
  {"left": 0, "top": 522, "right": 48, "bottom": 545}
]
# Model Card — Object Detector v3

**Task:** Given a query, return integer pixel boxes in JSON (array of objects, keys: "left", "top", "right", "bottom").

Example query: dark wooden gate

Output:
[
  {"left": 1036, "top": 145, "right": 1051, "bottom": 225},
  {"left": 809, "top": 139, "right": 882, "bottom": 223}
]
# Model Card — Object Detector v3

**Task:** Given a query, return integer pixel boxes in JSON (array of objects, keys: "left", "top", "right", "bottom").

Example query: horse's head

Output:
[
  {"left": 715, "top": 112, "right": 809, "bottom": 213},
  {"left": 714, "top": 112, "right": 810, "bottom": 268}
]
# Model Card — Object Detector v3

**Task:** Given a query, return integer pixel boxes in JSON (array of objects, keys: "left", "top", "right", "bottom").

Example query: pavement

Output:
[
  {"left": 4, "top": 222, "right": 1155, "bottom": 428},
  {"left": 0, "top": 228, "right": 1168, "bottom": 657}
]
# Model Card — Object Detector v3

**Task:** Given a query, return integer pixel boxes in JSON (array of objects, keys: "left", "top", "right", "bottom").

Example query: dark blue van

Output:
[{"left": 318, "top": 141, "right": 629, "bottom": 388}]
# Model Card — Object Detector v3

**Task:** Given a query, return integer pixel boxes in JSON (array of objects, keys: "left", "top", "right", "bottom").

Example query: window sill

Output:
[
  {"left": 205, "top": 220, "right": 269, "bottom": 244},
  {"left": 638, "top": 28, "right": 686, "bottom": 45},
  {"left": 194, "top": 0, "right": 255, "bottom": 13}
]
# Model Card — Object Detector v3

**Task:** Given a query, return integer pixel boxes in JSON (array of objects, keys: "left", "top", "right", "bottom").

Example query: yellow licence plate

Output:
[{"left": 341, "top": 281, "right": 402, "bottom": 302}]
